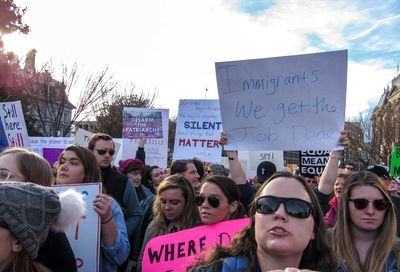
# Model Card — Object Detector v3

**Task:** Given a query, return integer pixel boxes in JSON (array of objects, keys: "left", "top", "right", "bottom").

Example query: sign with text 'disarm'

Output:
[
  {"left": 0, "top": 101, "right": 30, "bottom": 147},
  {"left": 52, "top": 183, "right": 101, "bottom": 272},
  {"left": 142, "top": 218, "right": 251, "bottom": 272},
  {"left": 122, "top": 108, "right": 169, "bottom": 168},
  {"left": 215, "top": 50, "right": 347, "bottom": 151},
  {"left": 173, "top": 99, "right": 223, "bottom": 162}
]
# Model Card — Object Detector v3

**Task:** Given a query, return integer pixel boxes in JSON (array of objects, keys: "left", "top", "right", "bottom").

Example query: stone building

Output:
[{"left": 371, "top": 74, "right": 400, "bottom": 165}]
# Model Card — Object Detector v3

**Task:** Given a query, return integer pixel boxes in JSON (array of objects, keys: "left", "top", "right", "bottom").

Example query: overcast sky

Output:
[{"left": 4, "top": 0, "right": 400, "bottom": 118}]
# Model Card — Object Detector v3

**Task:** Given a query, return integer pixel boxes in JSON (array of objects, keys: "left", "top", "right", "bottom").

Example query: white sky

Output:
[{"left": 3, "top": 0, "right": 398, "bottom": 118}]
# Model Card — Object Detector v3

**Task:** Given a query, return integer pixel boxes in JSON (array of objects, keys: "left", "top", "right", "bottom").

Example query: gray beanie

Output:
[
  {"left": 0, "top": 181, "right": 61, "bottom": 259},
  {"left": 209, "top": 163, "right": 230, "bottom": 177}
]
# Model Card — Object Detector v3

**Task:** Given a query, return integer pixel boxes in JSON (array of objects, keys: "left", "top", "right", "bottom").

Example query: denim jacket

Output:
[{"left": 99, "top": 197, "right": 130, "bottom": 272}]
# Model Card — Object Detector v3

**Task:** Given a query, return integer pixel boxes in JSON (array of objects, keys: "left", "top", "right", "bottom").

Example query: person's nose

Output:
[
  {"left": 60, "top": 162, "right": 68, "bottom": 170},
  {"left": 272, "top": 203, "right": 288, "bottom": 222},
  {"left": 365, "top": 202, "right": 375, "bottom": 215}
]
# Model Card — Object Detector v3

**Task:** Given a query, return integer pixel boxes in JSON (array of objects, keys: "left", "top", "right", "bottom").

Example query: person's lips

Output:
[{"left": 268, "top": 226, "right": 290, "bottom": 236}]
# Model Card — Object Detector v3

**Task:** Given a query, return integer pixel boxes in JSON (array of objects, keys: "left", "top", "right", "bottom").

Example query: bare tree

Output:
[{"left": 23, "top": 61, "right": 116, "bottom": 136}]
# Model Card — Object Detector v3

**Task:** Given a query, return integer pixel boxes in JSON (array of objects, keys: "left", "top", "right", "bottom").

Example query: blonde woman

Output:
[
  {"left": 332, "top": 171, "right": 399, "bottom": 271},
  {"left": 137, "top": 174, "right": 200, "bottom": 271}
]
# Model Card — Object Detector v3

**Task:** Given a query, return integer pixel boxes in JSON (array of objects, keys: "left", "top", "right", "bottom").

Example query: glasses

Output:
[
  {"left": 95, "top": 148, "right": 115, "bottom": 156},
  {"left": 349, "top": 198, "right": 389, "bottom": 211},
  {"left": 0, "top": 169, "right": 12, "bottom": 181},
  {"left": 195, "top": 195, "right": 221, "bottom": 208},
  {"left": 305, "top": 178, "right": 317, "bottom": 184},
  {"left": 256, "top": 196, "right": 314, "bottom": 219},
  {"left": 345, "top": 166, "right": 354, "bottom": 170}
]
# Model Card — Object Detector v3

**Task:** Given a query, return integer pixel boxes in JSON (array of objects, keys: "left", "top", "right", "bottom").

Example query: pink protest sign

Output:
[{"left": 142, "top": 218, "right": 251, "bottom": 272}]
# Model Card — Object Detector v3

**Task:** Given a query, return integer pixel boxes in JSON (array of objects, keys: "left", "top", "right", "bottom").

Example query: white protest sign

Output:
[
  {"left": 0, "top": 101, "right": 30, "bottom": 147},
  {"left": 29, "top": 137, "right": 74, "bottom": 156},
  {"left": 216, "top": 50, "right": 347, "bottom": 151},
  {"left": 220, "top": 151, "right": 283, "bottom": 179},
  {"left": 53, "top": 183, "right": 101, "bottom": 272},
  {"left": 173, "top": 100, "right": 223, "bottom": 162},
  {"left": 122, "top": 108, "right": 169, "bottom": 168},
  {"left": 73, "top": 128, "right": 94, "bottom": 147}
]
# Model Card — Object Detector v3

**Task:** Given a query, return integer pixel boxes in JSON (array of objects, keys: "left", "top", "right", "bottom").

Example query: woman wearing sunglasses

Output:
[
  {"left": 196, "top": 176, "right": 246, "bottom": 225},
  {"left": 332, "top": 171, "right": 398, "bottom": 271},
  {"left": 190, "top": 172, "right": 335, "bottom": 271},
  {"left": 137, "top": 174, "right": 200, "bottom": 271}
]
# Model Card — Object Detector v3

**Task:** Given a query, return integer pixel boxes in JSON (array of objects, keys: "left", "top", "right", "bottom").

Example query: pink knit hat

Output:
[{"left": 118, "top": 159, "right": 144, "bottom": 175}]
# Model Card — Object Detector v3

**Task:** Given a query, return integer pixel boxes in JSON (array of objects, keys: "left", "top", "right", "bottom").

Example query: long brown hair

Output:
[
  {"left": 8, "top": 252, "right": 50, "bottom": 272},
  {"left": 0, "top": 147, "right": 53, "bottom": 186},
  {"left": 332, "top": 171, "right": 399, "bottom": 272},
  {"left": 151, "top": 174, "right": 200, "bottom": 237},
  {"left": 190, "top": 172, "right": 336, "bottom": 271}
]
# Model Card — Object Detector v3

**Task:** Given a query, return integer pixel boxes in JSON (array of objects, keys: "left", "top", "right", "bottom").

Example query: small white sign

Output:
[
  {"left": 52, "top": 183, "right": 102, "bottom": 272},
  {"left": 0, "top": 101, "right": 30, "bottom": 147}
]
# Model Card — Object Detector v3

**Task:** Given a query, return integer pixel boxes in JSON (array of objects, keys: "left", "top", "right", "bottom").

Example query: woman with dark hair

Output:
[
  {"left": 56, "top": 145, "right": 130, "bottom": 272},
  {"left": 332, "top": 171, "right": 399, "bottom": 271},
  {"left": 190, "top": 172, "right": 336, "bottom": 271},
  {"left": 196, "top": 176, "right": 246, "bottom": 225},
  {"left": 144, "top": 165, "right": 164, "bottom": 194},
  {"left": 170, "top": 159, "right": 200, "bottom": 189},
  {"left": 118, "top": 158, "right": 154, "bottom": 210},
  {"left": 137, "top": 174, "right": 200, "bottom": 271}
]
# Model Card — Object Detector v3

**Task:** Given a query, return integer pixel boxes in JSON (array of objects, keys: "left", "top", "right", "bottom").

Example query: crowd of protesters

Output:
[{"left": 0, "top": 129, "right": 399, "bottom": 272}]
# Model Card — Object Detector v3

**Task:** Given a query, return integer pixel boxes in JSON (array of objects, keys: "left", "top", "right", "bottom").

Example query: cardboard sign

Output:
[
  {"left": 173, "top": 100, "right": 223, "bottom": 162},
  {"left": 142, "top": 218, "right": 251, "bottom": 272},
  {"left": 122, "top": 108, "right": 169, "bottom": 168},
  {"left": 215, "top": 50, "right": 347, "bottom": 151},
  {"left": 390, "top": 147, "right": 400, "bottom": 177},
  {"left": 299, "top": 150, "right": 329, "bottom": 176},
  {"left": 0, "top": 101, "right": 30, "bottom": 147},
  {"left": 52, "top": 183, "right": 101, "bottom": 272}
]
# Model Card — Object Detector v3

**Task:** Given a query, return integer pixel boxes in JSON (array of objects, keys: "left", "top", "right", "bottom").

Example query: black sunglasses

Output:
[
  {"left": 349, "top": 198, "right": 389, "bottom": 211},
  {"left": 95, "top": 148, "right": 115, "bottom": 156},
  {"left": 195, "top": 195, "right": 220, "bottom": 208},
  {"left": 256, "top": 196, "right": 314, "bottom": 219}
]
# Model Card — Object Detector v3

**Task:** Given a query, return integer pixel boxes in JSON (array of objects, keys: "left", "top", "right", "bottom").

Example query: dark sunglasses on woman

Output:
[
  {"left": 256, "top": 195, "right": 314, "bottom": 219},
  {"left": 195, "top": 195, "right": 220, "bottom": 208},
  {"left": 349, "top": 198, "right": 389, "bottom": 211}
]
